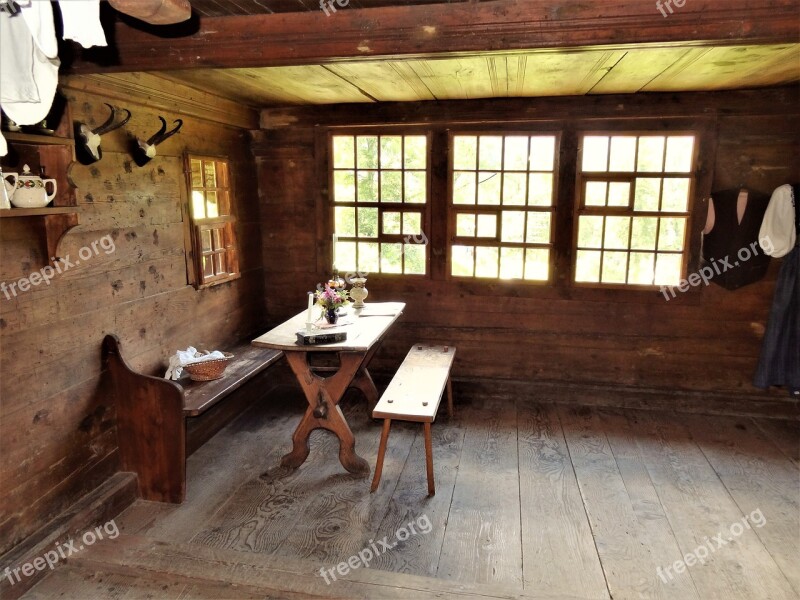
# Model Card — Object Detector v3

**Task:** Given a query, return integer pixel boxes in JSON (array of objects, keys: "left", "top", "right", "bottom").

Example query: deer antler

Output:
[
  {"left": 134, "top": 117, "right": 184, "bottom": 166},
  {"left": 75, "top": 104, "right": 133, "bottom": 164}
]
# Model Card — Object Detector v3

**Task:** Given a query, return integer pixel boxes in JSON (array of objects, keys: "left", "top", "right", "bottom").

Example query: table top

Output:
[{"left": 251, "top": 302, "right": 406, "bottom": 353}]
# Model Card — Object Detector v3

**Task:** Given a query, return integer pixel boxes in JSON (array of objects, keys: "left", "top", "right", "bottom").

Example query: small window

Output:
[
  {"left": 186, "top": 155, "right": 239, "bottom": 287},
  {"left": 449, "top": 133, "right": 558, "bottom": 281},
  {"left": 574, "top": 134, "right": 695, "bottom": 287},
  {"left": 331, "top": 134, "right": 429, "bottom": 275}
]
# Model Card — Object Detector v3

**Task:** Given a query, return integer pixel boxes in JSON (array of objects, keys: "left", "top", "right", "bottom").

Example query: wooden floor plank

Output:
[
  {"left": 517, "top": 403, "right": 609, "bottom": 599},
  {"left": 23, "top": 562, "right": 303, "bottom": 600},
  {"left": 751, "top": 418, "right": 800, "bottom": 468},
  {"left": 684, "top": 413, "right": 800, "bottom": 595},
  {"left": 436, "top": 396, "right": 523, "bottom": 588},
  {"left": 270, "top": 398, "right": 412, "bottom": 563},
  {"left": 558, "top": 405, "right": 670, "bottom": 599},
  {"left": 370, "top": 414, "right": 466, "bottom": 578},
  {"left": 191, "top": 394, "right": 375, "bottom": 554},
  {"left": 55, "top": 534, "right": 550, "bottom": 600},
  {"left": 628, "top": 411, "right": 797, "bottom": 600},
  {"left": 190, "top": 424, "right": 343, "bottom": 552},
  {"left": 116, "top": 389, "right": 299, "bottom": 540},
  {"left": 596, "top": 409, "right": 702, "bottom": 600},
  {"left": 49, "top": 386, "right": 798, "bottom": 600}
]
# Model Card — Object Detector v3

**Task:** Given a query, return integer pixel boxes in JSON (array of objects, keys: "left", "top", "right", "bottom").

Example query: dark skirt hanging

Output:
[{"left": 753, "top": 244, "right": 800, "bottom": 394}]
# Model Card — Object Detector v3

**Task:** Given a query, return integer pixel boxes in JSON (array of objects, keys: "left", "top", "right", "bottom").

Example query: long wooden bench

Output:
[
  {"left": 102, "top": 334, "right": 282, "bottom": 503},
  {"left": 370, "top": 344, "right": 455, "bottom": 496}
]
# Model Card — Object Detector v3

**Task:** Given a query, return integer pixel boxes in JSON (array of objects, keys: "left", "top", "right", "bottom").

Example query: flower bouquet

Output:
[{"left": 315, "top": 284, "right": 350, "bottom": 324}]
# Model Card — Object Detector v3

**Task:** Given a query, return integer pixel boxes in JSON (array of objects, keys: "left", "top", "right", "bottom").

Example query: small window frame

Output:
[{"left": 183, "top": 153, "right": 240, "bottom": 289}]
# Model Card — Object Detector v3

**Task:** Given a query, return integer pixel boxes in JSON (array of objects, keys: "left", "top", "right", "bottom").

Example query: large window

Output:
[
  {"left": 574, "top": 134, "right": 695, "bottom": 287},
  {"left": 324, "top": 127, "right": 699, "bottom": 291},
  {"left": 186, "top": 155, "right": 239, "bottom": 287},
  {"left": 331, "top": 134, "right": 428, "bottom": 275},
  {"left": 450, "top": 134, "right": 558, "bottom": 280}
]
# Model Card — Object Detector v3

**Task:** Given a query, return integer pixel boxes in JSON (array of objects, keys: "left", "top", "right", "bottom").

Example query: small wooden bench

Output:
[
  {"left": 102, "top": 334, "right": 282, "bottom": 503},
  {"left": 370, "top": 344, "right": 455, "bottom": 496}
]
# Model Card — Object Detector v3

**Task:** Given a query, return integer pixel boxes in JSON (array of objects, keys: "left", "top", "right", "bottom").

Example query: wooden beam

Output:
[
  {"left": 65, "top": 0, "right": 800, "bottom": 73},
  {"left": 258, "top": 85, "right": 800, "bottom": 130}
]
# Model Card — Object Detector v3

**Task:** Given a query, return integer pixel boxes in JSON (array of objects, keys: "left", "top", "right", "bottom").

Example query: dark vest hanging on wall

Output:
[
  {"left": 702, "top": 188, "right": 771, "bottom": 290},
  {"left": 795, "top": 183, "right": 800, "bottom": 234}
]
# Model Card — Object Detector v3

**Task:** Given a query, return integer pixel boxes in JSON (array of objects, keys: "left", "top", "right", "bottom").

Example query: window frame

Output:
[
  {"left": 183, "top": 153, "right": 240, "bottom": 289},
  {"left": 446, "top": 130, "right": 562, "bottom": 284},
  {"left": 327, "top": 129, "right": 432, "bottom": 279},
  {"left": 572, "top": 129, "right": 699, "bottom": 290},
  {"left": 319, "top": 120, "right": 712, "bottom": 297}
]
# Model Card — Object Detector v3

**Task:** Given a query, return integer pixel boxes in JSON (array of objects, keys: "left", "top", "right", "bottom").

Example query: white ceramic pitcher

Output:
[{"left": 1, "top": 170, "right": 17, "bottom": 210}]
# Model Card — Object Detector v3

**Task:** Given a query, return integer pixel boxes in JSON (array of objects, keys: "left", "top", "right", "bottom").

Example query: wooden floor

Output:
[{"left": 25, "top": 386, "right": 800, "bottom": 600}]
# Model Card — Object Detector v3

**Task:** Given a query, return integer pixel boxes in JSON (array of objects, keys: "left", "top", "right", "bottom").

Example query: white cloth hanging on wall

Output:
[
  {"left": 0, "top": 0, "right": 107, "bottom": 156},
  {"left": 58, "top": 0, "right": 107, "bottom": 49},
  {"left": 760, "top": 184, "right": 797, "bottom": 258},
  {"left": 0, "top": 1, "right": 60, "bottom": 122},
  {"left": 0, "top": 2, "right": 59, "bottom": 156}
]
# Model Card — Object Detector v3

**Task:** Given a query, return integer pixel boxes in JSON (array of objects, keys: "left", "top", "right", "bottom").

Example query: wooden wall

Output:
[
  {"left": 0, "top": 74, "right": 264, "bottom": 554},
  {"left": 256, "top": 87, "right": 799, "bottom": 411}
]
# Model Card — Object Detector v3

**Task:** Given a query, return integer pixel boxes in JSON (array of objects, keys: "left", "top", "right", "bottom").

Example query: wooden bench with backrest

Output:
[
  {"left": 370, "top": 344, "right": 455, "bottom": 496},
  {"left": 102, "top": 334, "right": 282, "bottom": 503}
]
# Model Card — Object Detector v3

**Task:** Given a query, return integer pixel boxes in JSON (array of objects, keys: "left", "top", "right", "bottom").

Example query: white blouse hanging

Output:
[
  {"left": 760, "top": 184, "right": 797, "bottom": 258},
  {"left": 0, "top": 0, "right": 107, "bottom": 156}
]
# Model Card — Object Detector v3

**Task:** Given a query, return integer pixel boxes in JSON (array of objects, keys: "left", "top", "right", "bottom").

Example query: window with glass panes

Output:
[
  {"left": 331, "top": 134, "right": 428, "bottom": 275},
  {"left": 450, "top": 134, "right": 558, "bottom": 280},
  {"left": 187, "top": 156, "right": 239, "bottom": 286},
  {"left": 574, "top": 134, "right": 695, "bottom": 287}
]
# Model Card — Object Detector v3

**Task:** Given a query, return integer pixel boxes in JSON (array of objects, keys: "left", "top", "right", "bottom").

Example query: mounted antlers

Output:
[
  {"left": 133, "top": 117, "right": 183, "bottom": 166},
  {"left": 74, "top": 103, "right": 132, "bottom": 165}
]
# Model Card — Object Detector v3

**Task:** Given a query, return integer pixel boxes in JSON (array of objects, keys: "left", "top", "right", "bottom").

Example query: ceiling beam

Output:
[
  {"left": 258, "top": 85, "right": 800, "bottom": 129},
  {"left": 64, "top": 0, "right": 800, "bottom": 73}
]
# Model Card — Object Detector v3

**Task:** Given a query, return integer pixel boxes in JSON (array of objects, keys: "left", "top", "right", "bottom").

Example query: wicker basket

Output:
[{"left": 183, "top": 352, "right": 234, "bottom": 381}]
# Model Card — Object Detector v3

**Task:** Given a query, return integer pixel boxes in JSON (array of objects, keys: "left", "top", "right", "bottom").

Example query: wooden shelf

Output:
[
  {"left": 3, "top": 132, "right": 75, "bottom": 146},
  {"left": 1, "top": 103, "right": 79, "bottom": 264},
  {"left": 0, "top": 208, "right": 79, "bottom": 263},
  {"left": 0, "top": 206, "right": 76, "bottom": 217}
]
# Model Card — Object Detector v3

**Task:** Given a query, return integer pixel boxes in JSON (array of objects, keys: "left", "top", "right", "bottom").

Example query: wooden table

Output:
[{"left": 252, "top": 302, "right": 405, "bottom": 475}]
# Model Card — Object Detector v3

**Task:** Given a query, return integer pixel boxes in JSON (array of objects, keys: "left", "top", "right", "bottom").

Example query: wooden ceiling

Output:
[
  {"left": 72, "top": 0, "right": 798, "bottom": 110},
  {"left": 162, "top": 43, "right": 800, "bottom": 107}
]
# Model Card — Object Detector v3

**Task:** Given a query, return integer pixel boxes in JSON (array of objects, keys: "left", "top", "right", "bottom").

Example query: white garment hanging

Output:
[
  {"left": 0, "top": 2, "right": 60, "bottom": 131},
  {"left": 760, "top": 184, "right": 797, "bottom": 258},
  {"left": 58, "top": 0, "right": 107, "bottom": 49}
]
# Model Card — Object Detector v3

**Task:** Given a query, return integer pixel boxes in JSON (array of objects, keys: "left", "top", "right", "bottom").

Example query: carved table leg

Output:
[
  {"left": 280, "top": 407, "right": 315, "bottom": 468},
  {"left": 349, "top": 338, "right": 383, "bottom": 413},
  {"left": 282, "top": 351, "right": 370, "bottom": 474},
  {"left": 349, "top": 367, "right": 379, "bottom": 412}
]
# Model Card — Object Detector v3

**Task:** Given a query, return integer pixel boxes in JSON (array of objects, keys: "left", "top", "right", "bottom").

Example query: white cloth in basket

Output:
[{"left": 164, "top": 347, "right": 226, "bottom": 380}]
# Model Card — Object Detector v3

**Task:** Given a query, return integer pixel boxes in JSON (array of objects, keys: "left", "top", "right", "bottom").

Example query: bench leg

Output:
[
  {"left": 446, "top": 377, "right": 454, "bottom": 418},
  {"left": 424, "top": 422, "right": 435, "bottom": 496},
  {"left": 371, "top": 419, "right": 392, "bottom": 493}
]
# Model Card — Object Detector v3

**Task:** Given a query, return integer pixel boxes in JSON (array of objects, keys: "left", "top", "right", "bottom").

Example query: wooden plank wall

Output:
[
  {"left": 255, "top": 87, "right": 799, "bottom": 408},
  {"left": 0, "top": 74, "right": 264, "bottom": 555}
]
